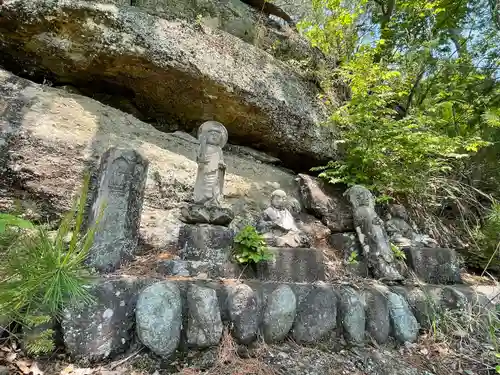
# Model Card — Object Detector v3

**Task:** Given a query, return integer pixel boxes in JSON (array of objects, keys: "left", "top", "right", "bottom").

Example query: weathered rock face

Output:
[
  {"left": 0, "top": 69, "right": 304, "bottom": 252},
  {"left": 272, "top": 0, "right": 313, "bottom": 21},
  {"left": 298, "top": 174, "right": 353, "bottom": 232},
  {"left": 0, "top": 0, "right": 336, "bottom": 170},
  {"left": 133, "top": 0, "right": 317, "bottom": 62}
]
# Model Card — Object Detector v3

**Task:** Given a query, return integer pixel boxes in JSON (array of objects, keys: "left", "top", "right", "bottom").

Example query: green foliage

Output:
[
  {"left": 310, "top": 41, "right": 493, "bottom": 195},
  {"left": 24, "top": 328, "right": 55, "bottom": 356},
  {"left": 0, "top": 173, "right": 100, "bottom": 354},
  {"left": 0, "top": 213, "right": 34, "bottom": 232},
  {"left": 22, "top": 314, "right": 55, "bottom": 356},
  {"left": 301, "top": 0, "right": 500, "bottom": 255},
  {"left": 390, "top": 243, "right": 406, "bottom": 261},
  {"left": 233, "top": 225, "right": 274, "bottom": 265},
  {"left": 471, "top": 200, "right": 500, "bottom": 272},
  {"left": 347, "top": 250, "right": 359, "bottom": 264}
]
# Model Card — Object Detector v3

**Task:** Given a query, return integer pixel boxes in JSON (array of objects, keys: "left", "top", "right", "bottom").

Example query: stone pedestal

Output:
[
  {"left": 180, "top": 204, "right": 234, "bottom": 226},
  {"left": 178, "top": 224, "right": 234, "bottom": 263},
  {"left": 159, "top": 224, "right": 238, "bottom": 279},
  {"left": 404, "top": 247, "right": 463, "bottom": 284},
  {"left": 256, "top": 247, "right": 326, "bottom": 283}
]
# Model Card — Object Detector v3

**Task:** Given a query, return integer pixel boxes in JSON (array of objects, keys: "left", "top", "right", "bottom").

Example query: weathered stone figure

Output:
[
  {"left": 87, "top": 148, "right": 149, "bottom": 272},
  {"left": 344, "top": 185, "right": 403, "bottom": 281},
  {"left": 385, "top": 204, "right": 438, "bottom": 248},
  {"left": 181, "top": 121, "right": 233, "bottom": 226},
  {"left": 263, "top": 189, "right": 298, "bottom": 231},
  {"left": 258, "top": 189, "right": 309, "bottom": 248},
  {"left": 193, "top": 121, "right": 228, "bottom": 206}
]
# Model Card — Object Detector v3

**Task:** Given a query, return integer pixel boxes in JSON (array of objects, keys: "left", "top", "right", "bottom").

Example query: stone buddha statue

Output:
[
  {"left": 385, "top": 204, "right": 438, "bottom": 248},
  {"left": 180, "top": 121, "right": 233, "bottom": 226},
  {"left": 344, "top": 185, "right": 403, "bottom": 281},
  {"left": 263, "top": 189, "right": 298, "bottom": 231},
  {"left": 258, "top": 189, "right": 310, "bottom": 248},
  {"left": 193, "top": 121, "right": 228, "bottom": 207}
]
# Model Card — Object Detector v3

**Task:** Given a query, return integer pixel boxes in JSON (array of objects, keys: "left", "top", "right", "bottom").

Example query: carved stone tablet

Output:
[{"left": 87, "top": 148, "right": 149, "bottom": 272}]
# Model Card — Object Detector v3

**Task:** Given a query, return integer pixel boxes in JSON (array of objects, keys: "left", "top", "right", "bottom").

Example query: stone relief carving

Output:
[{"left": 344, "top": 185, "right": 403, "bottom": 281}]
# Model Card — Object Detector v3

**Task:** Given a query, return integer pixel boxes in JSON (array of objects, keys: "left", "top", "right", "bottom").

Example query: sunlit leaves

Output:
[{"left": 301, "top": 0, "right": 498, "bottom": 199}]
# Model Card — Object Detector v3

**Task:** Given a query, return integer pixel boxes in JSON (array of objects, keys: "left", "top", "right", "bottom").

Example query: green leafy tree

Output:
[{"left": 299, "top": 0, "right": 500, "bottom": 258}]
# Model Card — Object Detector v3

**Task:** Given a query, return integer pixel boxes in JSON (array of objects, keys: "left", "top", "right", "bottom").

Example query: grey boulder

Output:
[
  {"left": 263, "top": 285, "right": 297, "bottom": 342},
  {"left": 361, "top": 288, "right": 390, "bottom": 344},
  {"left": 226, "top": 284, "right": 260, "bottom": 344},
  {"left": 338, "top": 286, "right": 365, "bottom": 344},
  {"left": 136, "top": 281, "right": 182, "bottom": 358},
  {"left": 387, "top": 292, "right": 420, "bottom": 344},
  {"left": 61, "top": 277, "right": 149, "bottom": 360},
  {"left": 186, "top": 285, "right": 223, "bottom": 348},
  {"left": 298, "top": 174, "right": 353, "bottom": 232},
  {"left": 292, "top": 285, "right": 337, "bottom": 343}
]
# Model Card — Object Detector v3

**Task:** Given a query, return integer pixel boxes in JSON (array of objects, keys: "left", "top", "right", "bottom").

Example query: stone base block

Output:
[
  {"left": 178, "top": 224, "right": 234, "bottom": 263},
  {"left": 404, "top": 247, "right": 462, "bottom": 284},
  {"left": 157, "top": 259, "right": 240, "bottom": 279},
  {"left": 180, "top": 204, "right": 234, "bottom": 226},
  {"left": 256, "top": 247, "right": 325, "bottom": 283}
]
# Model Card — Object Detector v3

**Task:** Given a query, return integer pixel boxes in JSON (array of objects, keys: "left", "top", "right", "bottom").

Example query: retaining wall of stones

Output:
[{"left": 60, "top": 277, "right": 496, "bottom": 361}]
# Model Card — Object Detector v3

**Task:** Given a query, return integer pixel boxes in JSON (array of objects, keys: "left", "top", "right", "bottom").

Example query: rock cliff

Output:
[{"left": 0, "top": 0, "right": 336, "bottom": 170}]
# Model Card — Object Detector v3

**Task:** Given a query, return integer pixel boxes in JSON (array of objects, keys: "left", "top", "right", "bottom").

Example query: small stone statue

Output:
[
  {"left": 193, "top": 121, "right": 228, "bottom": 206},
  {"left": 344, "top": 185, "right": 403, "bottom": 281},
  {"left": 263, "top": 189, "right": 298, "bottom": 231},
  {"left": 258, "top": 190, "right": 310, "bottom": 248},
  {"left": 385, "top": 204, "right": 438, "bottom": 248},
  {"left": 180, "top": 121, "right": 234, "bottom": 226}
]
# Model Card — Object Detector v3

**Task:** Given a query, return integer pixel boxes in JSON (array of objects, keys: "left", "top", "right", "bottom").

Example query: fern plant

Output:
[
  {"left": 0, "top": 173, "right": 101, "bottom": 354},
  {"left": 233, "top": 225, "right": 274, "bottom": 265}
]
